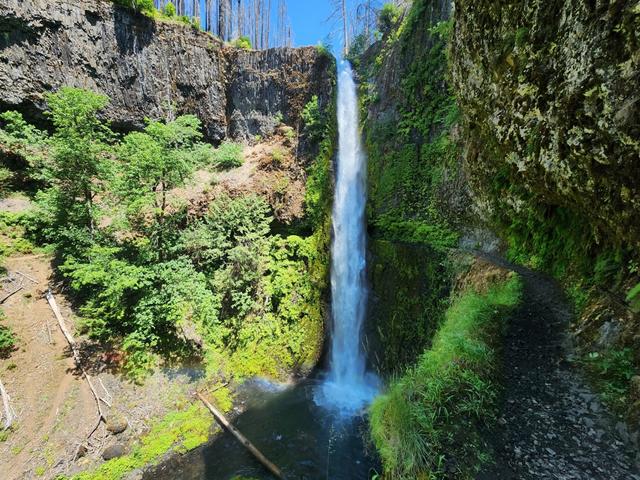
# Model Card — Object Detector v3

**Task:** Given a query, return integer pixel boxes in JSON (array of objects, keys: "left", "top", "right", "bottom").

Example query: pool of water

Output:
[{"left": 143, "top": 378, "right": 380, "bottom": 480}]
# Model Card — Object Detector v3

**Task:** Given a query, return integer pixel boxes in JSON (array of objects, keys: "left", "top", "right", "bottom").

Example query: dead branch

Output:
[
  {"left": 98, "top": 379, "right": 112, "bottom": 407},
  {"left": 0, "top": 377, "right": 16, "bottom": 430},
  {"left": 45, "top": 289, "right": 106, "bottom": 438},
  {"left": 15, "top": 270, "right": 38, "bottom": 284},
  {"left": 45, "top": 317, "right": 53, "bottom": 344},
  {"left": 0, "top": 285, "right": 23, "bottom": 304},
  {"left": 196, "top": 391, "right": 283, "bottom": 479}
]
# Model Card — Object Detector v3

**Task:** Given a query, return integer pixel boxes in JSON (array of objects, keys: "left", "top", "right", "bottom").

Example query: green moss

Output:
[
  {"left": 368, "top": 240, "right": 451, "bottom": 373},
  {"left": 72, "top": 404, "right": 213, "bottom": 480},
  {"left": 370, "top": 275, "right": 523, "bottom": 479},
  {"left": 0, "top": 211, "right": 37, "bottom": 264},
  {"left": 361, "top": 0, "right": 461, "bottom": 251}
]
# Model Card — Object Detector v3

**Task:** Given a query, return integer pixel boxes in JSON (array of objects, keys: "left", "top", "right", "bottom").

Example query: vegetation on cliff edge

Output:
[{"left": 370, "top": 273, "right": 523, "bottom": 479}]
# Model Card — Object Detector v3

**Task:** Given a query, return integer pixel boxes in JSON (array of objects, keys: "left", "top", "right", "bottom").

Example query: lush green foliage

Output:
[
  {"left": 378, "top": 3, "right": 401, "bottom": 34},
  {"left": 114, "top": 114, "right": 214, "bottom": 258},
  {"left": 0, "top": 311, "right": 16, "bottom": 357},
  {"left": 581, "top": 348, "right": 637, "bottom": 416},
  {"left": 211, "top": 141, "right": 244, "bottom": 169},
  {"left": 360, "top": 0, "right": 460, "bottom": 251},
  {"left": 112, "top": 0, "right": 155, "bottom": 14},
  {"left": 0, "top": 85, "right": 335, "bottom": 383},
  {"left": 302, "top": 93, "right": 336, "bottom": 230},
  {"left": 163, "top": 1, "right": 176, "bottom": 17},
  {"left": 497, "top": 191, "right": 637, "bottom": 314},
  {"left": 0, "top": 88, "right": 325, "bottom": 383},
  {"left": 233, "top": 36, "right": 252, "bottom": 50},
  {"left": 0, "top": 110, "right": 47, "bottom": 171},
  {"left": 370, "top": 276, "right": 523, "bottom": 479},
  {"left": 44, "top": 87, "right": 113, "bottom": 233},
  {"left": 0, "top": 211, "right": 37, "bottom": 263},
  {"left": 301, "top": 95, "right": 324, "bottom": 144}
]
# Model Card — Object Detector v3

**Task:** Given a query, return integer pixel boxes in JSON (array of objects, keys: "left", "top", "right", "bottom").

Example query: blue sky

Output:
[
  {"left": 184, "top": 0, "right": 368, "bottom": 52},
  {"left": 287, "top": 1, "right": 338, "bottom": 47}
]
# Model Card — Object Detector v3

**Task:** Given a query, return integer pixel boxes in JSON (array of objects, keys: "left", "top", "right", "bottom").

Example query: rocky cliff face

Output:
[
  {"left": 0, "top": 0, "right": 334, "bottom": 142},
  {"left": 451, "top": 0, "right": 640, "bottom": 250}
]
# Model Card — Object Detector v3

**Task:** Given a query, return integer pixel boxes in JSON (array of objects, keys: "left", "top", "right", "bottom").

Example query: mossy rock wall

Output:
[
  {"left": 367, "top": 239, "right": 451, "bottom": 374},
  {"left": 451, "top": 0, "right": 640, "bottom": 250}
]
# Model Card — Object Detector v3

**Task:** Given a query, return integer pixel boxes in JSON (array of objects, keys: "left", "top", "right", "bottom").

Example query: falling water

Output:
[{"left": 315, "top": 62, "right": 379, "bottom": 415}]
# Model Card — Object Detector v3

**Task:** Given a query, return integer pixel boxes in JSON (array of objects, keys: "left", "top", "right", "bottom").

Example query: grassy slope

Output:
[{"left": 370, "top": 273, "right": 523, "bottom": 479}]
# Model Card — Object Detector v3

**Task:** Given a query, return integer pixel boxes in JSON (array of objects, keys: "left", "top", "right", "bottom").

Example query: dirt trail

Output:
[
  {"left": 0, "top": 254, "right": 95, "bottom": 479},
  {"left": 478, "top": 253, "right": 639, "bottom": 480}
]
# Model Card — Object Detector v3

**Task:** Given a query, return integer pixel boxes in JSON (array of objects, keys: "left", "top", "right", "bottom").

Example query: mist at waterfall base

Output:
[
  {"left": 143, "top": 63, "right": 380, "bottom": 480},
  {"left": 314, "top": 62, "right": 380, "bottom": 413}
]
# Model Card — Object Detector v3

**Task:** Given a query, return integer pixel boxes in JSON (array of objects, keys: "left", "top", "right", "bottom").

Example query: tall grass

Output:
[{"left": 370, "top": 275, "right": 523, "bottom": 479}]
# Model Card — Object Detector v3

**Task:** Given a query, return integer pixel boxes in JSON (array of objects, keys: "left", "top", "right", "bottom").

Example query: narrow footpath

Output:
[{"left": 478, "top": 253, "right": 639, "bottom": 480}]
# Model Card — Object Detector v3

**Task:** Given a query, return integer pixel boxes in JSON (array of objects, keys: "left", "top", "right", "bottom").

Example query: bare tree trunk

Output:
[
  {"left": 237, "top": 0, "right": 242, "bottom": 38},
  {"left": 253, "top": 0, "right": 259, "bottom": 48},
  {"left": 342, "top": 0, "right": 348, "bottom": 55},
  {"left": 218, "top": 0, "right": 230, "bottom": 40}
]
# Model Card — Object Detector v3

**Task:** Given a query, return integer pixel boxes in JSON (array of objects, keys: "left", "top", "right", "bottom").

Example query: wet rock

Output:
[
  {"left": 106, "top": 412, "right": 128, "bottom": 435},
  {"left": 596, "top": 320, "right": 623, "bottom": 350},
  {"left": 123, "top": 469, "right": 144, "bottom": 480},
  {"left": 75, "top": 443, "right": 88, "bottom": 459},
  {"left": 102, "top": 442, "right": 126, "bottom": 460}
]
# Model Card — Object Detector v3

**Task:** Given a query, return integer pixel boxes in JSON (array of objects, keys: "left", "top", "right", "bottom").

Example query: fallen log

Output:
[
  {"left": 196, "top": 391, "right": 284, "bottom": 479},
  {"left": 45, "top": 289, "right": 106, "bottom": 438},
  {"left": 0, "top": 377, "right": 15, "bottom": 430}
]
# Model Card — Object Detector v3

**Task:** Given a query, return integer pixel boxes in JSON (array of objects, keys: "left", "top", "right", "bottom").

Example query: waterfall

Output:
[{"left": 315, "top": 62, "right": 378, "bottom": 415}]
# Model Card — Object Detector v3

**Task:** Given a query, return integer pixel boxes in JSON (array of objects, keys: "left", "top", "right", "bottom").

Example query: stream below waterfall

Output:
[
  {"left": 144, "top": 378, "right": 379, "bottom": 479},
  {"left": 144, "top": 63, "right": 380, "bottom": 479}
]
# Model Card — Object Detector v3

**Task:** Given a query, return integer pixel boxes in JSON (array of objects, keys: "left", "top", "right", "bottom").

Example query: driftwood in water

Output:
[
  {"left": 45, "top": 289, "right": 106, "bottom": 438},
  {"left": 196, "top": 391, "right": 284, "bottom": 479},
  {"left": 0, "top": 377, "right": 15, "bottom": 429}
]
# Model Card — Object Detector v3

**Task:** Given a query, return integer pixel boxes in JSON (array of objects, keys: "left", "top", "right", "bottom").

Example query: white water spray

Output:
[{"left": 315, "top": 62, "right": 378, "bottom": 414}]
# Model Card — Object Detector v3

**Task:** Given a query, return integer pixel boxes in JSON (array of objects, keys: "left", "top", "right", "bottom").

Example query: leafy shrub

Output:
[
  {"left": 301, "top": 95, "right": 322, "bottom": 142},
  {"left": 271, "top": 147, "right": 286, "bottom": 166},
  {"left": 626, "top": 283, "right": 640, "bottom": 313},
  {"left": 315, "top": 41, "right": 332, "bottom": 59},
  {"left": 112, "top": 0, "right": 155, "bottom": 14},
  {"left": 582, "top": 348, "right": 637, "bottom": 415},
  {"left": 233, "top": 36, "right": 252, "bottom": 50},
  {"left": 163, "top": 1, "right": 176, "bottom": 17},
  {"left": 370, "top": 276, "right": 522, "bottom": 479},
  {"left": 212, "top": 141, "right": 244, "bottom": 169},
  {"left": 0, "top": 167, "right": 12, "bottom": 196},
  {"left": 62, "top": 248, "right": 221, "bottom": 380},
  {"left": 378, "top": 3, "right": 401, "bottom": 34},
  {"left": 0, "top": 312, "right": 16, "bottom": 357}
]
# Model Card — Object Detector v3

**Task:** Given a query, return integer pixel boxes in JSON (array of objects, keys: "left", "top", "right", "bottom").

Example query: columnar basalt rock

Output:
[{"left": 0, "top": 0, "right": 334, "bottom": 142}]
